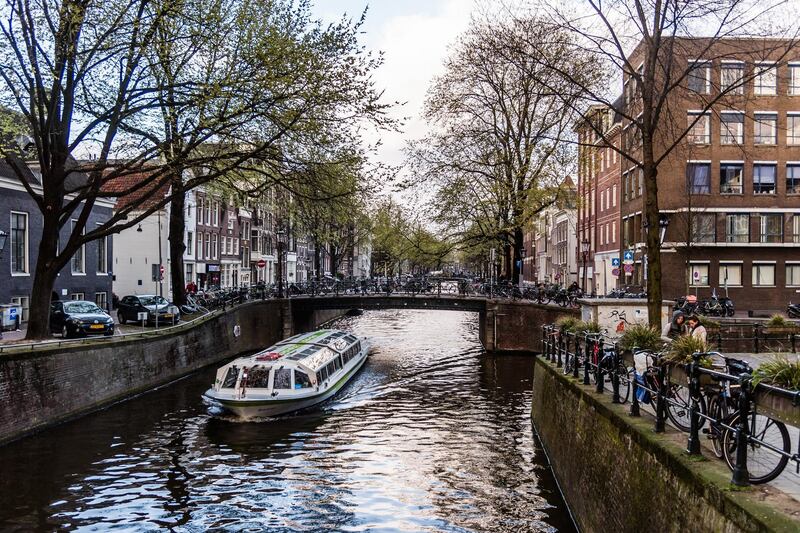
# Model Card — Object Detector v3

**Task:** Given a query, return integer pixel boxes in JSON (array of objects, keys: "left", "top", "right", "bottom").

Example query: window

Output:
[
  {"left": 719, "top": 264, "right": 742, "bottom": 287},
  {"left": 273, "top": 368, "right": 292, "bottom": 389},
  {"left": 687, "top": 112, "right": 710, "bottom": 144},
  {"left": 720, "top": 112, "right": 744, "bottom": 144},
  {"left": 197, "top": 198, "right": 204, "bottom": 224},
  {"left": 294, "top": 369, "right": 312, "bottom": 389},
  {"left": 760, "top": 214, "right": 783, "bottom": 243},
  {"left": 794, "top": 216, "right": 800, "bottom": 243},
  {"left": 692, "top": 214, "right": 716, "bottom": 243},
  {"left": 612, "top": 184, "right": 617, "bottom": 207},
  {"left": 222, "top": 366, "right": 240, "bottom": 388},
  {"left": 612, "top": 221, "right": 616, "bottom": 243},
  {"left": 248, "top": 367, "right": 271, "bottom": 388},
  {"left": 688, "top": 263, "right": 709, "bottom": 286},
  {"left": 753, "top": 163, "right": 776, "bottom": 194},
  {"left": 790, "top": 64, "right": 800, "bottom": 95},
  {"left": 688, "top": 61, "right": 710, "bottom": 94},
  {"left": 212, "top": 233, "right": 218, "bottom": 259},
  {"left": 752, "top": 263, "right": 775, "bottom": 286},
  {"left": 10, "top": 296, "right": 29, "bottom": 322},
  {"left": 221, "top": 236, "right": 227, "bottom": 255},
  {"left": 10, "top": 211, "right": 28, "bottom": 274},
  {"left": 213, "top": 202, "right": 220, "bottom": 226},
  {"left": 754, "top": 113, "right": 777, "bottom": 144},
  {"left": 95, "top": 292, "right": 108, "bottom": 311},
  {"left": 186, "top": 231, "right": 193, "bottom": 256},
  {"left": 71, "top": 220, "right": 85, "bottom": 274},
  {"left": 726, "top": 214, "right": 749, "bottom": 243},
  {"left": 754, "top": 63, "right": 777, "bottom": 95},
  {"left": 228, "top": 214, "right": 234, "bottom": 230},
  {"left": 686, "top": 162, "right": 710, "bottom": 194},
  {"left": 787, "top": 164, "right": 800, "bottom": 194},
  {"left": 71, "top": 292, "right": 85, "bottom": 300},
  {"left": 720, "top": 62, "right": 744, "bottom": 94},
  {"left": 96, "top": 234, "right": 107, "bottom": 273},
  {"left": 720, "top": 163, "right": 743, "bottom": 194},
  {"left": 787, "top": 264, "right": 800, "bottom": 286},
  {"left": 205, "top": 200, "right": 211, "bottom": 225},
  {"left": 788, "top": 114, "right": 800, "bottom": 145}
]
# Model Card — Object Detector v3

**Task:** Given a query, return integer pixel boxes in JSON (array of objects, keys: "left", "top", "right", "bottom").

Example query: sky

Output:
[{"left": 311, "top": 1, "right": 478, "bottom": 173}]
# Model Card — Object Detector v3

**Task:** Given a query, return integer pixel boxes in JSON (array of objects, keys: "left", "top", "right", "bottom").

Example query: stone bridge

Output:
[{"left": 286, "top": 294, "right": 578, "bottom": 353}]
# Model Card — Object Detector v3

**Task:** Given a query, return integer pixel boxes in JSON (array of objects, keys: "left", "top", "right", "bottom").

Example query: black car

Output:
[
  {"left": 50, "top": 300, "right": 115, "bottom": 338},
  {"left": 117, "top": 295, "right": 181, "bottom": 325}
]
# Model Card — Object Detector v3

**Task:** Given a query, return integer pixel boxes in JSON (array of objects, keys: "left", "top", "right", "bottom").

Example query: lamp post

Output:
[
  {"left": 643, "top": 214, "right": 670, "bottom": 284},
  {"left": 581, "top": 238, "right": 590, "bottom": 294},
  {"left": 0, "top": 230, "right": 7, "bottom": 255},
  {"left": 276, "top": 227, "right": 286, "bottom": 298}
]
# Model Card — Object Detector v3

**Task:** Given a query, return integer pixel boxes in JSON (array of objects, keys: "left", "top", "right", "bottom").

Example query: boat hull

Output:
[{"left": 203, "top": 349, "right": 368, "bottom": 419}]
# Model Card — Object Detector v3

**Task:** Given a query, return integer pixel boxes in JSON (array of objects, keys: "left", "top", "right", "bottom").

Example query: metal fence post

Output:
[
  {"left": 791, "top": 332, "right": 796, "bottom": 354},
  {"left": 731, "top": 374, "right": 752, "bottom": 486},
  {"left": 753, "top": 324, "right": 760, "bottom": 354},
  {"left": 716, "top": 331, "right": 723, "bottom": 351},
  {"left": 611, "top": 343, "right": 620, "bottom": 404},
  {"left": 654, "top": 357, "right": 667, "bottom": 433},
  {"left": 686, "top": 352, "right": 702, "bottom": 455},
  {"left": 629, "top": 366, "right": 641, "bottom": 416},
  {"left": 557, "top": 329, "right": 564, "bottom": 368},
  {"left": 542, "top": 325, "right": 547, "bottom": 355},
  {"left": 583, "top": 335, "right": 591, "bottom": 385},
  {"left": 595, "top": 337, "right": 605, "bottom": 394},
  {"left": 573, "top": 336, "right": 581, "bottom": 379}
]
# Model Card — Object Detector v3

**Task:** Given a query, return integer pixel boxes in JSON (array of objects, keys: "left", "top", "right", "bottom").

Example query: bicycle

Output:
[{"left": 588, "top": 337, "right": 631, "bottom": 403}]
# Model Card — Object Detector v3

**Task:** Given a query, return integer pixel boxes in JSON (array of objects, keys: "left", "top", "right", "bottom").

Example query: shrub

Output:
[
  {"left": 556, "top": 316, "right": 580, "bottom": 332},
  {"left": 766, "top": 314, "right": 790, "bottom": 328},
  {"left": 665, "top": 335, "right": 711, "bottom": 367},
  {"left": 573, "top": 320, "right": 601, "bottom": 334},
  {"left": 753, "top": 355, "right": 800, "bottom": 391},
  {"left": 618, "top": 324, "right": 662, "bottom": 352}
]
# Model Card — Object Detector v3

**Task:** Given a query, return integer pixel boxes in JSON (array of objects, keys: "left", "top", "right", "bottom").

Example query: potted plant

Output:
[
  {"left": 617, "top": 324, "right": 663, "bottom": 366},
  {"left": 752, "top": 355, "right": 800, "bottom": 427},
  {"left": 663, "top": 335, "right": 713, "bottom": 384},
  {"left": 762, "top": 314, "right": 797, "bottom": 335}
]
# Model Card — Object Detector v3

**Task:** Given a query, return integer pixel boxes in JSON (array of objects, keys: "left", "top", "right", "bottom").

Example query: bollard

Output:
[
  {"left": 686, "top": 352, "right": 702, "bottom": 455},
  {"left": 611, "top": 343, "right": 620, "bottom": 404},
  {"left": 753, "top": 324, "right": 760, "bottom": 354},
  {"left": 573, "top": 337, "right": 581, "bottom": 379},
  {"left": 583, "top": 335, "right": 591, "bottom": 385},
  {"left": 595, "top": 338, "right": 605, "bottom": 394},
  {"left": 629, "top": 366, "right": 641, "bottom": 416},
  {"left": 731, "top": 374, "right": 752, "bottom": 486},
  {"left": 654, "top": 357, "right": 667, "bottom": 433}
]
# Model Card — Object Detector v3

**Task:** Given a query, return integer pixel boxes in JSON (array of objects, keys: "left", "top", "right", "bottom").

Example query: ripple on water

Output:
[{"left": 0, "top": 310, "right": 575, "bottom": 532}]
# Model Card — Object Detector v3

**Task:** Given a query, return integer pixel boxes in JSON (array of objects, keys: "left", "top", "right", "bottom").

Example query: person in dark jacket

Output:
[{"left": 662, "top": 310, "right": 686, "bottom": 340}]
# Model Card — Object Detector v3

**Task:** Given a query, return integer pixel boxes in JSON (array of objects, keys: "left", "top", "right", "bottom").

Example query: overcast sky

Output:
[{"left": 311, "top": 1, "right": 478, "bottom": 172}]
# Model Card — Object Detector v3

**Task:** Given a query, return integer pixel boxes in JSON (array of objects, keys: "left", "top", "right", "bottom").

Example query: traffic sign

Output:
[
  {"left": 623, "top": 264, "right": 634, "bottom": 273},
  {"left": 257, "top": 259, "right": 267, "bottom": 268},
  {"left": 611, "top": 257, "right": 621, "bottom": 267},
  {"left": 623, "top": 250, "right": 634, "bottom": 264},
  {"left": 611, "top": 268, "right": 620, "bottom": 277},
  {"left": 159, "top": 264, "right": 165, "bottom": 275}
]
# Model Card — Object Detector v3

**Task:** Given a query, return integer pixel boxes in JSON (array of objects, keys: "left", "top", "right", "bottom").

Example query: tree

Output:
[
  {"left": 405, "top": 14, "right": 587, "bottom": 284},
  {"left": 521, "top": 0, "right": 800, "bottom": 328},
  {"left": 0, "top": 0, "right": 389, "bottom": 338}
]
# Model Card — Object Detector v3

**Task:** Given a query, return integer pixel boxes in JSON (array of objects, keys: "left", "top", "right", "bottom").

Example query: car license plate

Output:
[
  {"left": 89, "top": 324, "right": 104, "bottom": 330},
  {"left": 164, "top": 314, "right": 173, "bottom": 318}
]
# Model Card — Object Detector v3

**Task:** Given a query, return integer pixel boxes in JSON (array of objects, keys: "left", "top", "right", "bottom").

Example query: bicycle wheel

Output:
[
  {"left": 706, "top": 395, "right": 730, "bottom": 459},
  {"left": 666, "top": 384, "right": 707, "bottom": 433},
  {"left": 722, "top": 413, "right": 790, "bottom": 484},
  {"left": 615, "top": 365, "right": 632, "bottom": 404}
]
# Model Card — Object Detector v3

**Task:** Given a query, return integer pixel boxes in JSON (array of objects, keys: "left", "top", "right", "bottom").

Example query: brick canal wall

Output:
[
  {"left": 481, "top": 301, "right": 579, "bottom": 352},
  {"left": 0, "top": 301, "right": 346, "bottom": 445},
  {"left": 531, "top": 357, "right": 799, "bottom": 533}
]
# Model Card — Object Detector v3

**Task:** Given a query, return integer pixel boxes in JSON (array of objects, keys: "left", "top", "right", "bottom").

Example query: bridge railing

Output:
[{"left": 540, "top": 323, "right": 800, "bottom": 488}]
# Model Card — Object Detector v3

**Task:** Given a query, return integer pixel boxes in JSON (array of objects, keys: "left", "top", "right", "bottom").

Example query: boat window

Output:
[
  {"left": 319, "top": 366, "right": 329, "bottom": 382},
  {"left": 326, "top": 361, "right": 336, "bottom": 377},
  {"left": 355, "top": 341, "right": 361, "bottom": 354},
  {"left": 273, "top": 368, "right": 292, "bottom": 389},
  {"left": 222, "top": 366, "right": 239, "bottom": 388},
  {"left": 333, "top": 357, "right": 342, "bottom": 371},
  {"left": 248, "top": 367, "right": 271, "bottom": 388},
  {"left": 294, "top": 370, "right": 312, "bottom": 389}
]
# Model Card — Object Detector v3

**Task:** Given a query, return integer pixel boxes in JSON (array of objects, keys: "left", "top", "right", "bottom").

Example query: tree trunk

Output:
[
  {"left": 512, "top": 227, "right": 523, "bottom": 284},
  {"left": 168, "top": 188, "right": 187, "bottom": 306},
  {"left": 503, "top": 242, "right": 512, "bottom": 280},
  {"left": 643, "top": 163, "right": 663, "bottom": 329},
  {"left": 314, "top": 243, "right": 322, "bottom": 281},
  {"left": 25, "top": 214, "right": 62, "bottom": 340}
]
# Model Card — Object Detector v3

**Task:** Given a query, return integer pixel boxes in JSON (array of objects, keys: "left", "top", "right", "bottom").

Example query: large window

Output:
[
  {"left": 687, "top": 112, "right": 710, "bottom": 143},
  {"left": 688, "top": 263, "right": 709, "bottom": 286},
  {"left": 720, "top": 112, "right": 744, "bottom": 144},
  {"left": 197, "top": 198, "right": 204, "bottom": 224},
  {"left": 688, "top": 60, "right": 710, "bottom": 94},
  {"left": 726, "top": 214, "right": 749, "bottom": 243},
  {"left": 719, "top": 264, "right": 742, "bottom": 287},
  {"left": 754, "top": 113, "right": 777, "bottom": 144},
  {"left": 686, "top": 162, "right": 710, "bottom": 194},
  {"left": 794, "top": 215, "right": 800, "bottom": 243},
  {"left": 71, "top": 220, "right": 85, "bottom": 274},
  {"left": 787, "top": 164, "right": 800, "bottom": 194},
  {"left": 754, "top": 63, "right": 777, "bottom": 95},
  {"left": 788, "top": 114, "right": 800, "bottom": 145},
  {"left": 720, "top": 62, "right": 744, "bottom": 94},
  {"left": 186, "top": 231, "right": 193, "bottom": 256},
  {"left": 10, "top": 296, "right": 29, "bottom": 322},
  {"left": 787, "top": 264, "right": 800, "bottom": 287},
  {"left": 95, "top": 292, "right": 108, "bottom": 311},
  {"left": 790, "top": 64, "right": 800, "bottom": 95},
  {"left": 752, "top": 263, "right": 775, "bottom": 287},
  {"left": 720, "top": 162, "right": 743, "bottom": 194},
  {"left": 96, "top": 232, "right": 107, "bottom": 274},
  {"left": 212, "top": 233, "right": 218, "bottom": 259},
  {"left": 753, "top": 163, "right": 776, "bottom": 194},
  {"left": 760, "top": 214, "right": 783, "bottom": 243},
  {"left": 10, "top": 211, "right": 28, "bottom": 274},
  {"left": 692, "top": 213, "right": 716, "bottom": 243}
]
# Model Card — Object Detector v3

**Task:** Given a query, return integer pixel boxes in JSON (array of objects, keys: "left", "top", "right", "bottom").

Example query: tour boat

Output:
[{"left": 202, "top": 329, "right": 369, "bottom": 419}]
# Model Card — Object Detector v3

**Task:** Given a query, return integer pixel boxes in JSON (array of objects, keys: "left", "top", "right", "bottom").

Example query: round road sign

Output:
[
  {"left": 623, "top": 264, "right": 634, "bottom": 273},
  {"left": 257, "top": 259, "right": 267, "bottom": 268},
  {"left": 611, "top": 268, "right": 620, "bottom": 277}
]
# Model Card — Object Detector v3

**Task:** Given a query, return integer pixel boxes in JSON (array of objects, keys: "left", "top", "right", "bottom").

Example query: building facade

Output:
[{"left": 532, "top": 178, "right": 578, "bottom": 285}]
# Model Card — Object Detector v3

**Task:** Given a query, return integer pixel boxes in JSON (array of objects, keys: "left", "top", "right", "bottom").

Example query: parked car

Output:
[
  {"left": 117, "top": 295, "right": 181, "bottom": 325},
  {"left": 50, "top": 300, "right": 115, "bottom": 338}
]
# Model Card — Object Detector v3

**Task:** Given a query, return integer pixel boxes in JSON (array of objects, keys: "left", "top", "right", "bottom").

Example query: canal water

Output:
[{"left": 0, "top": 310, "right": 575, "bottom": 532}]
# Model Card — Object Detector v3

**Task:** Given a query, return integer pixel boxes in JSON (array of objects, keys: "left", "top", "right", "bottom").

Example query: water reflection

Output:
[{"left": 0, "top": 310, "right": 574, "bottom": 532}]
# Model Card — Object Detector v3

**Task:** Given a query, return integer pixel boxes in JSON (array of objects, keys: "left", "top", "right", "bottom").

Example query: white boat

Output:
[{"left": 202, "top": 329, "right": 369, "bottom": 419}]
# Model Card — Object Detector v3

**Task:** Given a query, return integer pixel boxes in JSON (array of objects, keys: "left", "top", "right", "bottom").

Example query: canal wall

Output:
[
  {"left": 482, "top": 301, "right": 578, "bottom": 352},
  {"left": 530, "top": 357, "right": 799, "bottom": 533},
  {"left": 0, "top": 301, "right": 346, "bottom": 445}
]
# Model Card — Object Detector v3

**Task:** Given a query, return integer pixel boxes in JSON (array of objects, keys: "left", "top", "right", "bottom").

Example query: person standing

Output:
[
  {"left": 662, "top": 310, "right": 687, "bottom": 340},
  {"left": 686, "top": 315, "right": 707, "bottom": 344}
]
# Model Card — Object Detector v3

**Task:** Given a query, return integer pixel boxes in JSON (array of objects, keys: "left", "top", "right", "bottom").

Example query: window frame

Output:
[
  {"left": 688, "top": 262, "right": 710, "bottom": 287},
  {"left": 686, "top": 161, "right": 711, "bottom": 194},
  {"left": 759, "top": 213, "right": 783, "bottom": 243},
  {"left": 687, "top": 111, "right": 711, "bottom": 144},
  {"left": 790, "top": 64, "right": 800, "bottom": 95},
  {"left": 752, "top": 262, "right": 776, "bottom": 287},
  {"left": 687, "top": 60, "right": 711, "bottom": 94},
  {"left": 720, "top": 111, "right": 745, "bottom": 145},
  {"left": 753, "top": 163, "right": 777, "bottom": 195},
  {"left": 787, "top": 262, "right": 800, "bottom": 287},
  {"left": 754, "top": 63, "right": 777, "bottom": 95},
  {"left": 753, "top": 112, "right": 778, "bottom": 145},
  {"left": 787, "top": 163, "right": 800, "bottom": 194},
  {"left": 10, "top": 211, "right": 29, "bottom": 275},
  {"left": 720, "top": 61, "right": 745, "bottom": 95},
  {"left": 718, "top": 263, "right": 743, "bottom": 288},
  {"left": 691, "top": 213, "right": 716, "bottom": 243},
  {"left": 96, "top": 224, "right": 108, "bottom": 274},
  {"left": 719, "top": 161, "right": 744, "bottom": 194},
  {"left": 70, "top": 219, "right": 86, "bottom": 275},
  {"left": 788, "top": 113, "right": 800, "bottom": 145},
  {"left": 726, "top": 213, "right": 750, "bottom": 243}
]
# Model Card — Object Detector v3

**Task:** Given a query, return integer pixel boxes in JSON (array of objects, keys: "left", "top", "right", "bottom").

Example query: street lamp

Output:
[
  {"left": 581, "top": 238, "right": 590, "bottom": 294},
  {"left": 658, "top": 214, "right": 670, "bottom": 246},
  {"left": 276, "top": 227, "right": 286, "bottom": 298}
]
